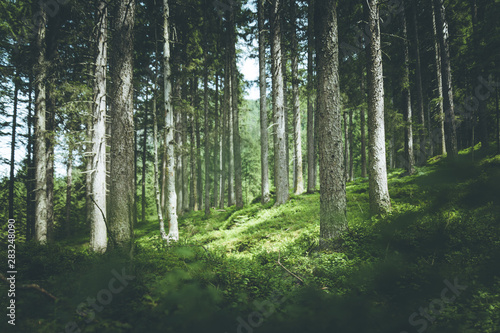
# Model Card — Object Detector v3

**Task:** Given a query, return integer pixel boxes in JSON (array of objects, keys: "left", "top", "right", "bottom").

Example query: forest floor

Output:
[{"left": 1, "top": 146, "right": 500, "bottom": 333}]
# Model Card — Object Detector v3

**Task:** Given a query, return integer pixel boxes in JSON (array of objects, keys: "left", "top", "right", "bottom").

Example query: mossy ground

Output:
[{"left": 1, "top": 148, "right": 500, "bottom": 333}]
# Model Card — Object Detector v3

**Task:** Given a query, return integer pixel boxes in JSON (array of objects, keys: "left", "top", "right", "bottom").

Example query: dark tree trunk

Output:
[
  {"left": 65, "top": 149, "right": 73, "bottom": 237},
  {"left": 410, "top": 0, "right": 426, "bottom": 165},
  {"left": 271, "top": 0, "right": 289, "bottom": 206},
  {"left": 109, "top": 0, "right": 136, "bottom": 248},
  {"left": 434, "top": 0, "right": 458, "bottom": 159},
  {"left": 9, "top": 75, "right": 19, "bottom": 220},
  {"left": 315, "top": 0, "right": 347, "bottom": 247},
  {"left": 360, "top": 67, "right": 367, "bottom": 177},
  {"left": 142, "top": 94, "right": 148, "bottom": 224},
  {"left": 402, "top": 5, "right": 415, "bottom": 175},
  {"left": 431, "top": 0, "right": 446, "bottom": 156}
]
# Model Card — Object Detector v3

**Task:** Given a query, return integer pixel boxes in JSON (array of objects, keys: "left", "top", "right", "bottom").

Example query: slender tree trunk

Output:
[
  {"left": 230, "top": 12, "right": 243, "bottom": 209},
  {"left": 189, "top": 80, "right": 197, "bottom": 211},
  {"left": 109, "top": 0, "right": 136, "bottom": 248},
  {"left": 26, "top": 77, "right": 35, "bottom": 240},
  {"left": 163, "top": 0, "right": 178, "bottom": 241},
  {"left": 226, "top": 51, "right": 235, "bottom": 207},
  {"left": 213, "top": 73, "right": 220, "bottom": 207},
  {"left": 153, "top": 85, "right": 168, "bottom": 240},
  {"left": 196, "top": 96, "right": 203, "bottom": 211},
  {"left": 431, "top": 1, "right": 446, "bottom": 156},
  {"left": 306, "top": 0, "right": 316, "bottom": 193},
  {"left": 434, "top": 0, "right": 458, "bottom": 159},
  {"left": 271, "top": 0, "right": 289, "bottom": 206},
  {"left": 258, "top": 0, "right": 270, "bottom": 204},
  {"left": 315, "top": 0, "right": 347, "bottom": 247},
  {"left": 220, "top": 73, "right": 228, "bottom": 209},
  {"left": 141, "top": 93, "right": 148, "bottom": 224},
  {"left": 343, "top": 111, "right": 349, "bottom": 181},
  {"left": 360, "top": 67, "right": 367, "bottom": 177},
  {"left": 203, "top": 49, "right": 211, "bottom": 216},
  {"left": 46, "top": 90, "right": 55, "bottom": 242},
  {"left": 291, "top": 0, "right": 303, "bottom": 195},
  {"left": 34, "top": 5, "right": 48, "bottom": 244},
  {"left": 181, "top": 86, "right": 189, "bottom": 212},
  {"left": 349, "top": 107, "right": 354, "bottom": 181},
  {"left": 65, "top": 149, "right": 73, "bottom": 237},
  {"left": 365, "top": 0, "right": 391, "bottom": 215},
  {"left": 410, "top": 0, "right": 426, "bottom": 165},
  {"left": 402, "top": 6, "right": 415, "bottom": 175},
  {"left": 9, "top": 75, "right": 19, "bottom": 220}
]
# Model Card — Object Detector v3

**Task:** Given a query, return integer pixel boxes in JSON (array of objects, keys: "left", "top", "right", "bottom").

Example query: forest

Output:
[{"left": 0, "top": 0, "right": 499, "bottom": 332}]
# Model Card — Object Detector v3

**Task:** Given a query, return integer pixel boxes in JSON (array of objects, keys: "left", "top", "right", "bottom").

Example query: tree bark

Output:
[
  {"left": 204, "top": 43, "right": 211, "bottom": 216},
  {"left": 343, "top": 111, "right": 349, "bottom": 181},
  {"left": 365, "top": 0, "right": 391, "bottom": 215},
  {"left": 431, "top": 0, "right": 446, "bottom": 156},
  {"left": 360, "top": 66, "right": 367, "bottom": 177},
  {"left": 349, "top": 107, "right": 354, "bottom": 181},
  {"left": 34, "top": 5, "right": 48, "bottom": 244},
  {"left": 258, "top": 0, "right": 271, "bottom": 204},
  {"left": 271, "top": 0, "right": 289, "bottom": 206},
  {"left": 306, "top": 0, "right": 316, "bottom": 193},
  {"left": 9, "top": 75, "right": 19, "bottom": 220},
  {"left": 163, "top": 0, "right": 178, "bottom": 241},
  {"left": 26, "top": 76, "right": 35, "bottom": 240},
  {"left": 213, "top": 73, "right": 220, "bottom": 207},
  {"left": 89, "top": 0, "right": 108, "bottom": 252},
  {"left": 410, "top": 0, "right": 426, "bottom": 165},
  {"left": 315, "top": 0, "right": 347, "bottom": 247},
  {"left": 402, "top": 5, "right": 415, "bottom": 175},
  {"left": 141, "top": 94, "right": 148, "bottom": 224},
  {"left": 291, "top": 0, "right": 304, "bottom": 195},
  {"left": 109, "top": 0, "right": 136, "bottom": 248},
  {"left": 433, "top": 0, "right": 458, "bottom": 159},
  {"left": 65, "top": 149, "right": 73, "bottom": 238}
]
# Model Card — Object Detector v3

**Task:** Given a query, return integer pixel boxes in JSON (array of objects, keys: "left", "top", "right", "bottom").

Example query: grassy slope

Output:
[{"left": 1, "top": 150, "right": 500, "bottom": 333}]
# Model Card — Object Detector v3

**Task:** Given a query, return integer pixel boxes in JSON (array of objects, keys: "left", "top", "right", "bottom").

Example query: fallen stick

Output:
[
  {"left": 276, "top": 250, "right": 304, "bottom": 285},
  {"left": 0, "top": 273, "right": 58, "bottom": 301}
]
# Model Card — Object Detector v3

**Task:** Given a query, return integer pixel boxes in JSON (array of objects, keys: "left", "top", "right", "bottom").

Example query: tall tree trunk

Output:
[
  {"left": 153, "top": 84, "right": 168, "bottom": 240},
  {"left": 434, "top": 0, "right": 458, "bottom": 159},
  {"left": 34, "top": 5, "right": 48, "bottom": 244},
  {"left": 315, "top": 0, "right": 347, "bottom": 247},
  {"left": 360, "top": 67, "right": 367, "bottom": 177},
  {"left": 203, "top": 48, "right": 211, "bottom": 216},
  {"left": 189, "top": 80, "right": 197, "bottom": 211},
  {"left": 26, "top": 76, "right": 35, "bottom": 240},
  {"left": 291, "top": 0, "right": 304, "bottom": 195},
  {"left": 410, "top": 0, "right": 426, "bottom": 164},
  {"left": 9, "top": 75, "right": 19, "bottom": 220},
  {"left": 402, "top": 5, "right": 415, "bottom": 175},
  {"left": 271, "top": 0, "right": 289, "bottom": 206},
  {"left": 343, "top": 111, "right": 349, "bottom": 181},
  {"left": 230, "top": 8, "right": 243, "bottom": 209},
  {"left": 89, "top": 0, "right": 108, "bottom": 252},
  {"left": 226, "top": 50, "right": 235, "bottom": 207},
  {"left": 65, "top": 149, "right": 73, "bottom": 238},
  {"left": 306, "top": 0, "right": 316, "bottom": 193},
  {"left": 258, "top": 0, "right": 270, "bottom": 204},
  {"left": 220, "top": 73, "right": 228, "bottom": 209},
  {"left": 196, "top": 95, "right": 203, "bottom": 211},
  {"left": 431, "top": 0, "right": 446, "bottom": 156},
  {"left": 213, "top": 73, "right": 220, "bottom": 208},
  {"left": 181, "top": 86, "right": 189, "bottom": 212},
  {"left": 349, "top": 107, "right": 354, "bottom": 181},
  {"left": 163, "top": 0, "right": 178, "bottom": 241},
  {"left": 109, "top": 0, "right": 136, "bottom": 248},
  {"left": 141, "top": 94, "right": 148, "bottom": 224},
  {"left": 365, "top": 0, "right": 391, "bottom": 215}
]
